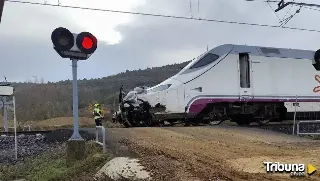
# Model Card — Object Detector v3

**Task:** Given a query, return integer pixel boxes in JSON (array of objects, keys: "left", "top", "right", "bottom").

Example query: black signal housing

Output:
[{"left": 51, "top": 27, "right": 98, "bottom": 60}]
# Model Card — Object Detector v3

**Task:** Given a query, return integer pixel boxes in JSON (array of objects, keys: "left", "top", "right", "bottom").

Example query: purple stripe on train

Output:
[{"left": 188, "top": 98, "right": 320, "bottom": 114}]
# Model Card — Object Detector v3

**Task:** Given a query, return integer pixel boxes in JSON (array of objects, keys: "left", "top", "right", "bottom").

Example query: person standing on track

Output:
[{"left": 93, "top": 103, "right": 103, "bottom": 126}]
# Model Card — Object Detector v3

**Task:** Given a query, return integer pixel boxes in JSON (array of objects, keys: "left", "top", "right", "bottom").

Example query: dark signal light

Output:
[{"left": 51, "top": 27, "right": 74, "bottom": 51}]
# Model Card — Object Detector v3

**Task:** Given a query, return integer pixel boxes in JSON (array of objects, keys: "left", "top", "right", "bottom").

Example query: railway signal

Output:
[
  {"left": 51, "top": 27, "right": 98, "bottom": 141},
  {"left": 51, "top": 27, "right": 97, "bottom": 60}
]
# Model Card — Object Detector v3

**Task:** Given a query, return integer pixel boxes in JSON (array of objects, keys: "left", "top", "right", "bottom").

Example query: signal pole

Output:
[{"left": 70, "top": 58, "right": 82, "bottom": 140}]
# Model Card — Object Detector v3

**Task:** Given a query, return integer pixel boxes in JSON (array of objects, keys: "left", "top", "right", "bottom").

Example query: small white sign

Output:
[{"left": 0, "top": 86, "right": 13, "bottom": 96}]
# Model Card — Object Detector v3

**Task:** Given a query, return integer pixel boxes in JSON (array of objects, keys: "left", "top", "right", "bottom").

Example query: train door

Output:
[{"left": 238, "top": 53, "right": 253, "bottom": 101}]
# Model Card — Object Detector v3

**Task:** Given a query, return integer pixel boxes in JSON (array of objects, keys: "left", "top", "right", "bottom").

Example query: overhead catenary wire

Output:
[
  {"left": 5, "top": 0, "right": 320, "bottom": 33},
  {"left": 198, "top": 0, "right": 200, "bottom": 14},
  {"left": 243, "top": 0, "right": 320, "bottom": 9},
  {"left": 243, "top": 0, "right": 285, "bottom": 2},
  {"left": 266, "top": 0, "right": 282, "bottom": 22},
  {"left": 280, "top": 5, "right": 302, "bottom": 27},
  {"left": 276, "top": 0, "right": 304, "bottom": 27},
  {"left": 282, "top": 0, "right": 295, "bottom": 20},
  {"left": 189, "top": 0, "right": 192, "bottom": 18},
  {"left": 251, "top": 0, "right": 319, "bottom": 26},
  {"left": 302, "top": 6, "right": 320, "bottom": 12}
]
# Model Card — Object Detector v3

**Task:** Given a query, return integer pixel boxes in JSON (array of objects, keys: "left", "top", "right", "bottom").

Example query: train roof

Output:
[{"left": 209, "top": 44, "right": 315, "bottom": 60}]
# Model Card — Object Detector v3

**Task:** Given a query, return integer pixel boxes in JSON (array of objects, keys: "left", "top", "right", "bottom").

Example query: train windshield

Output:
[
  {"left": 148, "top": 84, "right": 172, "bottom": 92},
  {"left": 189, "top": 53, "right": 219, "bottom": 69},
  {"left": 177, "top": 53, "right": 204, "bottom": 73},
  {"left": 176, "top": 53, "right": 220, "bottom": 75}
]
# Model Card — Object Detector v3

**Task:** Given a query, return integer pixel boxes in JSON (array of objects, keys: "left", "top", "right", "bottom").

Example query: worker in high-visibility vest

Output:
[{"left": 93, "top": 103, "right": 103, "bottom": 126}]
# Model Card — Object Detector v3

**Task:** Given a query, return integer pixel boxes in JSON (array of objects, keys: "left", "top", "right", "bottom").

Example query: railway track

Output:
[
  {"left": 183, "top": 120, "right": 320, "bottom": 136},
  {"left": 1, "top": 120, "right": 318, "bottom": 136},
  {"left": 241, "top": 123, "right": 295, "bottom": 127},
  {"left": 1, "top": 130, "right": 54, "bottom": 136},
  {"left": 240, "top": 121, "right": 320, "bottom": 136}
]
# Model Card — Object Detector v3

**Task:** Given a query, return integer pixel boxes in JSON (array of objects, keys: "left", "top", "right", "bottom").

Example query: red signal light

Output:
[
  {"left": 76, "top": 32, "right": 97, "bottom": 54},
  {"left": 82, "top": 36, "right": 93, "bottom": 49}
]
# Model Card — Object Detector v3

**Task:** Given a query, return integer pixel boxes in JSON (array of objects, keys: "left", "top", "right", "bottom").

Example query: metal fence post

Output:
[
  {"left": 102, "top": 126, "right": 106, "bottom": 153},
  {"left": 95, "top": 126, "right": 106, "bottom": 153},
  {"left": 95, "top": 127, "right": 98, "bottom": 142},
  {"left": 13, "top": 96, "right": 17, "bottom": 160},
  {"left": 293, "top": 95, "right": 297, "bottom": 135},
  {"left": 3, "top": 96, "right": 8, "bottom": 133}
]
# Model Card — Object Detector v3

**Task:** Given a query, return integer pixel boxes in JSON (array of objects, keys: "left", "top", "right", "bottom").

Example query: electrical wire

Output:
[
  {"left": 243, "top": 0, "right": 279, "bottom": 2},
  {"left": 243, "top": 0, "right": 320, "bottom": 8},
  {"left": 280, "top": 5, "right": 302, "bottom": 27},
  {"left": 266, "top": 0, "right": 282, "bottom": 22},
  {"left": 5, "top": 0, "right": 320, "bottom": 33},
  {"left": 282, "top": 0, "right": 295, "bottom": 20},
  {"left": 303, "top": 6, "right": 320, "bottom": 12}
]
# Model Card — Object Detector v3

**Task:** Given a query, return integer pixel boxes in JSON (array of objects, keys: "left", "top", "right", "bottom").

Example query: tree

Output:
[
  {"left": 13, "top": 61, "right": 190, "bottom": 121},
  {"left": 40, "top": 77, "right": 45, "bottom": 84}
]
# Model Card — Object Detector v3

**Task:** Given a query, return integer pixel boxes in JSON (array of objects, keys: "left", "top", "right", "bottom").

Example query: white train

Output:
[{"left": 113, "top": 44, "right": 320, "bottom": 127}]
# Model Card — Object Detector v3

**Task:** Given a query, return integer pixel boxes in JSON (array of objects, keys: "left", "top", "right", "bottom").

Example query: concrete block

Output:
[{"left": 66, "top": 139, "right": 86, "bottom": 166}]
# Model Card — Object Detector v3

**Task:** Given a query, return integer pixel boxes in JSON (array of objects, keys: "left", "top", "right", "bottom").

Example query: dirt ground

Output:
[{"left": 105, "top": 125, "right": 320, "bottom": 181}]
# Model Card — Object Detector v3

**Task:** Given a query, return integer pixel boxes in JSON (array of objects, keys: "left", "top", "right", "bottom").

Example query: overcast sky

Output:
[{"left": 1, "top": 0, "right": 320, "bottom": 82}]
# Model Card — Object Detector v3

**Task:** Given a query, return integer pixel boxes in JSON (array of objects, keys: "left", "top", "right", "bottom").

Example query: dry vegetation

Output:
[{"left": 0, "top": 141, "right": 111, "bottom": 181}]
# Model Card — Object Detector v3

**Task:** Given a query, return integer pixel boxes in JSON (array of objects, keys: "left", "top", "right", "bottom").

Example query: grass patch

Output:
[{"left": 0, "top": 141, "right": 112, "bottom": 181}]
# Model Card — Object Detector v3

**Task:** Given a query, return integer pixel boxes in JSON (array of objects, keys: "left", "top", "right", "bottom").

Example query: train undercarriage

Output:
[{"left": 112, "top": 97, "right": 313, "bottom": 127}]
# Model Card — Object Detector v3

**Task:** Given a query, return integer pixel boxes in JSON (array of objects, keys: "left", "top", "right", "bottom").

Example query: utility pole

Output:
[
  {"left": 3, "top": 96, "right": 7, "bottom": 132},
  {"left": 0, "top": 0, "right": 5, "bottom": 23},
  {"left": 275, "top": 0, "right": 320, "bottom": 12}
]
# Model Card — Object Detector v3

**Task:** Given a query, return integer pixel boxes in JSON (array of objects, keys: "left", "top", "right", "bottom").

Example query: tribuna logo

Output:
[{"left": 264, "top": 162, "right": 305, "bottom": 177}]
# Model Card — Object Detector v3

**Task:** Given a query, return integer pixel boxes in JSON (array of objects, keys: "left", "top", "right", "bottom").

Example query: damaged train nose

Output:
[
  {"left": 113, "top": 78, "right": 185, "bottom": 127},
  {"left": 138, "top": 78, "right": 185, "bottom": 112}
]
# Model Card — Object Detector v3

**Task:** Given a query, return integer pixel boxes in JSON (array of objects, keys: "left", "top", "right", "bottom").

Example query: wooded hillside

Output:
[{"left": 2, "top": 61, "right": 190, "bottom": 121}]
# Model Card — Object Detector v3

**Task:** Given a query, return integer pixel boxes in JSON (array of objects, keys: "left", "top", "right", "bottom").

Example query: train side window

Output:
[
  {"left": 293, "top": 103, "right": 299, "bottom": 106},
  {"left": 239, "top": 53, "right": 251, "bottom": 88},
  {"left": 260, "top": 47, "right": 280, "bottom": 54},
  {"left": 190, "top": 53, "right": 219, "bottom": 69}
]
